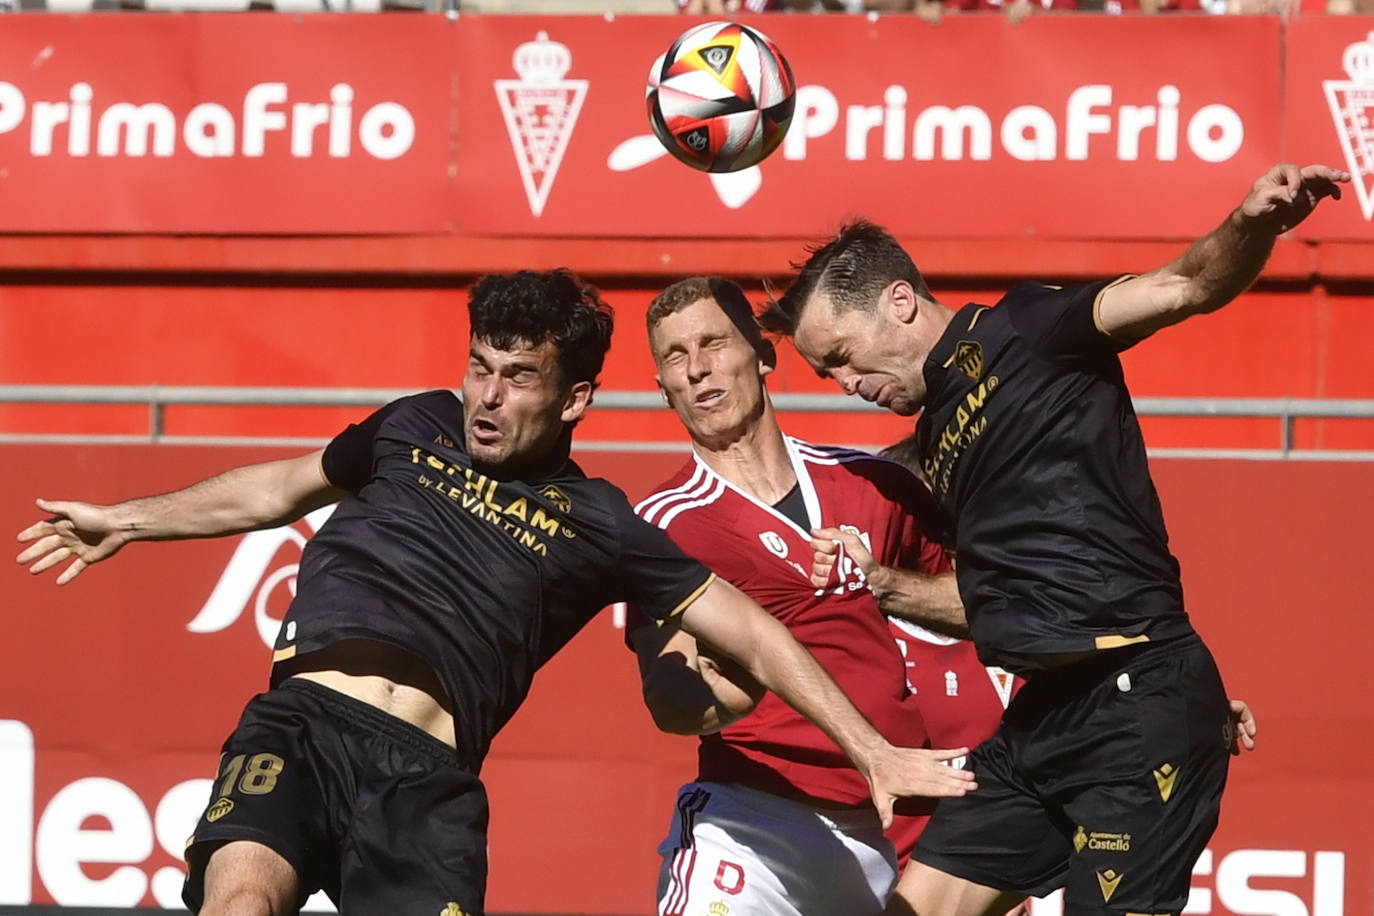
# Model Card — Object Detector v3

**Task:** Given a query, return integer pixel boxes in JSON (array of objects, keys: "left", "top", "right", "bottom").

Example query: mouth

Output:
[
  {"left": 470, "top": 416, "right": 503, "bottom": 444},
  {"left": 694, "top": 388, "right": 726, "bottom": 408}
]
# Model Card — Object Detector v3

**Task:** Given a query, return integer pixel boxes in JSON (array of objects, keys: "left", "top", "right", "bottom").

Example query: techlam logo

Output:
[
  {"left": 1025, "top": 848, "right": 1348, "bottom": 916},
  {"left": 1323, "top": 31, "right": 1374, "bottom": 220},
  {"left": 186, "top": 505, "right": 335, "bottom": 647},
  {"left": 0, "top": 721, "right": 336, "bottom": 910},
  {"left": 609, "top": 82, "right": 1243, "bottom": 210},
  {"left": 0, "top": 81, "right": 416, "bottom": 160}
]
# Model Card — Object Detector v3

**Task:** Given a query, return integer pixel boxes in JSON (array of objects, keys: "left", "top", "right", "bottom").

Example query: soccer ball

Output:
[{"left": 646, "top": 21, "right": 796, "bottom": 173}]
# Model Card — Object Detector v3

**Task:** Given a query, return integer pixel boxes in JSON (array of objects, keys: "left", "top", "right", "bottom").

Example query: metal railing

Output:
[{"left": 1, "top": 385, "right": 1373, "bottom": 459}]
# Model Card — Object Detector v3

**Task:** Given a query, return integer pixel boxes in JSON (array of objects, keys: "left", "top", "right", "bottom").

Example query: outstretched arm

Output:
[
  {"left": 630, "top": 620, "right": 765, "bottom": 736},
  {"left": 811, "top": 527, "right": 969, "bottom": 639},
  {"left": 677, "top": 577, "right": 976, "bottom": 827},
  {"left": 1098, "top": 163, "right": 1349, "bottom": 344},
  {"left": 16, "top": 450, "right": 342, "bottom": 584}
]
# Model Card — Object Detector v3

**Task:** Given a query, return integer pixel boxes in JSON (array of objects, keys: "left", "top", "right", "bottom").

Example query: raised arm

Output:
[
  {"left": 16, "top": 450, "right": 342, "bottom": 585},
  {"left": 1097, "top": 163, "right": 1349, "bottom": 344},
  {"left": 811, "top": 526, "right": 969, "bottom": 639},
  {"left": 630, "top": 620, "right": 765, "bottom": 736},
  {"left": 677, "top": 577, "right": 976, "bottom": 827}
]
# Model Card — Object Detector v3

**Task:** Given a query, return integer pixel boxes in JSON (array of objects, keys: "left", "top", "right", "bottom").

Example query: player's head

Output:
[
  {"left": 758, "top": 220, "right": 945, "bottom": 417},
  {"left": 463, "top": 269, "right": 614, "bottom": 473},
  {"left": 647, "top": 277, "right": 778, "bottom": 449}
]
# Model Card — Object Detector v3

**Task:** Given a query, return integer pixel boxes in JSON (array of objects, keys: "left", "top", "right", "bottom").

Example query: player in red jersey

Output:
[{"left": 629, "top": 277, "right": 990, "bottom": 915}]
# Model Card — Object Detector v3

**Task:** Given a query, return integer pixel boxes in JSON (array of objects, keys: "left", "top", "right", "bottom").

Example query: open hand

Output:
[
  {"left": 16, "top": 498, "right": 127, "bottom": 585},
  {"left": 863, "top": 745, "right": 977, "bottom": 829}
]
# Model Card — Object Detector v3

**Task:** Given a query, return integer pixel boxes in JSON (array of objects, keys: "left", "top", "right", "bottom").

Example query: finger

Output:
[
  {"left": 55, "top": 557, "right": 87, "bottom": 586},
  {"left": 16, "top": 521, "right": 57, "bottom": 544},
  {"left": 925, "top": 746, "right": 972, "bottom": 762},
  {"left": 874, "top": 794, "right": 894, "bottom": 831},
  {"left": 28, "top": 546, "right": 72, "bottom": 575},
  {"left": 1281, "top": 163, "right": 1302, "bottom": 200},
  {"left": 17, "top": 534, "right": 65, "bottom": 565}
]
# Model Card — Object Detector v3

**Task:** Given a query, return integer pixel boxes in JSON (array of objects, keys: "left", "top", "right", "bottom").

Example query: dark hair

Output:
[
  {"left": 758, "top": 219, "right": 930, "bottom": 336},
  {"left": 646, "top": 276, "right": 775, "bottom": 367},
  {"left": 878, "top": 434, "right": 924, "bottom": 476},
  {"left": 468, "top": 269, "right": 614, "bottom": 388}
]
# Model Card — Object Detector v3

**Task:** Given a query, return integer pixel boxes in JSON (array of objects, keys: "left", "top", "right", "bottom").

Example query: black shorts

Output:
[
  {"left": 912, "top": 633, "right": 1231, "bottom": 915},
  {"left": 183, "top": 678, "right": 489, "bottom": 915}
]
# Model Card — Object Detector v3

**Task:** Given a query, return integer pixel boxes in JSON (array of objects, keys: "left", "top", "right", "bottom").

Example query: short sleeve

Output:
[
  {"left": 1002, "top": 276, "right": 1135, "bottom": 365},
  {"left": 321, "top": 398, "right": 410, "bottom": 494},
  {"left": 610, "top": 500, "right": 716, "bottom": 625}
]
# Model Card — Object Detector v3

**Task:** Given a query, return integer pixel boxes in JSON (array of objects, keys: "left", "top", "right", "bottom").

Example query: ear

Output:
[
  {"left": 884, "top": 280, "right": 920, "bottom": 324},
  {"left": 757, "top": 339, "right": 777, "bottom": 375},
  {"left": 655, "top": 374, "right": 672, "bottom": 409},
  {"left": 560, "top": 379, "right": 595, "bottom": 425}
]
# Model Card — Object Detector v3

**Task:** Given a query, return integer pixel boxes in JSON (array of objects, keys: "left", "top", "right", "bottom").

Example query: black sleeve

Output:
[
  {"left": 321, "top": 397, "right": 413, "bottom": 494},
  {"left": 1002, "top": 276, "right": 1135, "bottom": 365},
  {"left": 607, "top": 496, "right": 716, "bottom": 624}
]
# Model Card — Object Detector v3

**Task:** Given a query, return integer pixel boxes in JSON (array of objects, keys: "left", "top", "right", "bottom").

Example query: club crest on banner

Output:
[
  {"left": 495, "top": 32, "right": 588, "bottom": 218},
  {"left": 1324, "top": 31, "right": 1374, "bottom": 221}
]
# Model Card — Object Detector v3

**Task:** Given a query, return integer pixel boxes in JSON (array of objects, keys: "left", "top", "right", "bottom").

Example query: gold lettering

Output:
[
  {"left": 427, "top": 455, "right": 445, "bottom": 471},
  {"left": 520, "top": 531, "right": 538, "bottom": 548},
  {"left": 503, "top": 497, "right": 528, "bottom": 522},
  {"left": 463, "top": 469, "right": 486, "bottom": 496},
  {"left": 530, "top": 508, "right": 561, "bottom": 536}
]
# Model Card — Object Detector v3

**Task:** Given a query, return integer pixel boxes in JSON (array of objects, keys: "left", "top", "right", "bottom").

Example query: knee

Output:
[{"left": 199, "top": 887, "right": 296, "bottom": 916}]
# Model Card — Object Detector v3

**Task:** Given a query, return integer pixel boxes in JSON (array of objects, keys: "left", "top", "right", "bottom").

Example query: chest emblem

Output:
[
  {"left": 540, "top": 484, "right": 573, "bottom": 513},
  {"left": 954, "top": 340, "right": 984, "bottom": 381},
  {"left": 758, "top": 530, "right": 789, "bottom": 559}
]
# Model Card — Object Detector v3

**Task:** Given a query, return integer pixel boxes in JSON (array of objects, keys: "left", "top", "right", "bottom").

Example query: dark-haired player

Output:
[
  {"left": 758, "top": 164, "right": 1329, "bottom": 915},
  {"left": 17, "top": 269, "right": 972, "bottom": 916}
]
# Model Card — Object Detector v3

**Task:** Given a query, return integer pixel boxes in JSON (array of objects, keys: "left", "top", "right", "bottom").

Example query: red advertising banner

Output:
[
  {"left": 0, "top": 16, "right": 454, "bottom": 234},
  {"left": 1, "top": 15, "right": 1371, "bottom": 239},
  {"left": 0, "top": 444, "right": 1371, "bottom": 914},
  {"left": 1286, "top": 18, "right": 1374, "bottom": 240},
  {"left": 458, "top": 15, "right": 1284, "bottom": 240}
]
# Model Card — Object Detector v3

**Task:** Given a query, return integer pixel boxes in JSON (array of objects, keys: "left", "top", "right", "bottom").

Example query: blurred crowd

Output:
[
  {"left": 1, "top": 0, "right": 1364, "bottom": 18},
  {"left": 680, "top": 0, "right": 1365, "bottom": 15}
]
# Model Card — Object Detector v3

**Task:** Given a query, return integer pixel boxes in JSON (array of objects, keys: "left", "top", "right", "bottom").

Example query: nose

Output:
[
  {"left": 833, "top": 370, "right": 860, "bottom": 396},
  {"left": 685, "top": 347, "right": 710, "bottom": 383},
  {"left": 478, "top": 375, "right": 504, "bottom": 407}
]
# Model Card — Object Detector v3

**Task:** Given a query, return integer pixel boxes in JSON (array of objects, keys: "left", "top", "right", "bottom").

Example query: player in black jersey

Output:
[
  {"left": 758, "top": 164, "right": 1345, "bottom": 916},
  {"left": 17, "top": 269, "right": 974, "bottom": 916}
]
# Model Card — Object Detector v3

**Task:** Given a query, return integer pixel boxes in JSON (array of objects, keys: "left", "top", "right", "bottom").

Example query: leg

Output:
[
  {"left": 884, "top": 859, "right": 1024, "bottom": 916},
  {"left": 656, "top": 782, "right": 894, "bottom": 916},
  {"left": 199, "top": 840, "right": 300, "bottom": 916}
]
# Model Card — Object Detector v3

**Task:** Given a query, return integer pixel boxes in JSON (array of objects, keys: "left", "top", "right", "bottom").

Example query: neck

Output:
[{"left": 692, "top": 400, "right": 797, "bottom": 504}]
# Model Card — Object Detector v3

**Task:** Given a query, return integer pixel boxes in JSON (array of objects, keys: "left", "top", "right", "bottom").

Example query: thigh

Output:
[
  {"left": 338, "top": 733, "right": 489, "bottom": 916},
  {"left": 656, "top": 783, "right": 893, "bottom": 916},
  {"left": 184, "top": 689, "right": 333, "bottom": 913},
  {"left": 1059, "top": 638, "right": 1230, "bottom": 915},
  {"left": 911, "top": 730, "right": 1072, "bottom": 899},
  {"left": 885, "top": 859, "right": 1026, "bottom": 916}
]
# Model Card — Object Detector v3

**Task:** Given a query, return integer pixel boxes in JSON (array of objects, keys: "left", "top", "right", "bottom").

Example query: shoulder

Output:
[
  {"left": 793, "top": 438, "right": 918, "bottom": 493},
  {"left": 632, "top": 460, "right": 725, "bottom": 529}
]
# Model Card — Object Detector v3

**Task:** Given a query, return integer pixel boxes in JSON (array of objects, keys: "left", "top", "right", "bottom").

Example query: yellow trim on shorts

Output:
[
  {"left": 660, "top": 573, "right": 717, "bottom": 625},
  {"left": 272, "top": 646, "right": 298, "bottom": 662},
  {"left": 1094, "top": 633, "right": 1150, "bottom": 650}
]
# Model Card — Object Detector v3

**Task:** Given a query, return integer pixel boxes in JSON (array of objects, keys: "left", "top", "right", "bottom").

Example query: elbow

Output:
[{"left": 642, "top": 685, "right": 707, "bottom": 736}]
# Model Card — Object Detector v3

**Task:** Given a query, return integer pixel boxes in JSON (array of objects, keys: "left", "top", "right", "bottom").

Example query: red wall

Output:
[{"left": 0, "top": 445, "right": 1369, "bottom": 914}]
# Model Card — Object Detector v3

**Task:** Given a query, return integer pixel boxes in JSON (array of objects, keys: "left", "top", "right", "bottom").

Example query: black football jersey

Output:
[
  {"left": 272, "top": 390, "right": 714, "bottom": 769},
  {"left": 916, "top": 279, "right": 1194, "bottom": 672}
]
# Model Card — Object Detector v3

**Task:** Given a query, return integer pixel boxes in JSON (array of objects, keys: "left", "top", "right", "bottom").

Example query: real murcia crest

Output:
[
  {"left": 496, "top": 32, "right": 588, "bottom": 218},
  {"left": 1324, "top": 31, "right": 1374, "bottom": 221}
]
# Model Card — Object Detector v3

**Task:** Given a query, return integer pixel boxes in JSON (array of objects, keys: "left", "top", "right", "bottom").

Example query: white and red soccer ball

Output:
[{"left": 646, "top": 21, "right": 796, "bottom": 173}]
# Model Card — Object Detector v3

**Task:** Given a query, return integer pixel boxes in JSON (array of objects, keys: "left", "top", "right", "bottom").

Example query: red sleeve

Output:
[{"left": 895, "top": 474, "right": 953, "bottom": 575}]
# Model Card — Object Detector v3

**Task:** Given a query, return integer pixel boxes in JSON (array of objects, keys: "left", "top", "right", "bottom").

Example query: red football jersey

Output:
[{"left": 633, "top": 438, "right": 948, "bottom": 807}]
